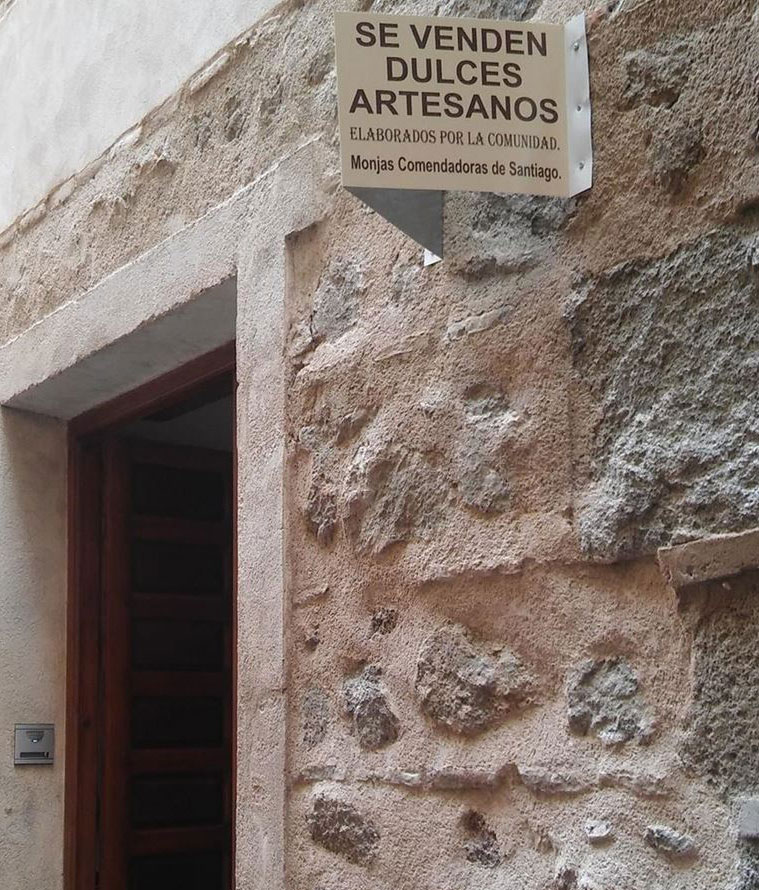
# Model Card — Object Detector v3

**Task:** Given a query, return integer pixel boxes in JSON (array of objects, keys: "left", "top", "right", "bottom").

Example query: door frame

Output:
[{"left": 64, "top": 342, "right": 237, "bottom": 890}]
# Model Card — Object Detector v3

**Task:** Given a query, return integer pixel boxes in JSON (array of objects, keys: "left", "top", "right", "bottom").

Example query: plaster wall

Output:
[
  {"left": 0, "top": 409, "right": 67, "bottom": 890},
  {"left": 0, "top": 0, "right": 758, "bottom": 888},
  {"left": 0, "top": 0, "right": 278, "bottom": 232}
]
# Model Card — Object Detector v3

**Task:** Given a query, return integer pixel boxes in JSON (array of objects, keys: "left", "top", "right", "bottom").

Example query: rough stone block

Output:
[
  {"left": 567, "top": 228, "right": 759, "bottom": 560},
  {"left": 517, "top": 766, "right": 591, "bottom": 796},
  {"left": 553, "top": 865, "right": 579, "bottom": 889},
  {"left": 369, "top": 608, "right": 398, "bottom": 637},
  {"left": 305, "top": 474, "right": 337, "bottom": 547},
  {"left": 301, "top": 687, "right": 329, "bottom": 749},
  {"left": 682, "top": 576, "right": 759, "bottom": 796},
  {"left": 415, "top": 623, "right": 534, "bottom": 735},
  {"left": 447, "top": 191, "right": 577, "bottom": 277},
  {"left": 584, "top": 819, "right": 613, "bottom": 844},
  {"left": 644, "top": 824, "right": 698, "bottom": 860},
  {"left": 456, "top": 449, "right": 510, "bottom": 514},
  {"left": 343, "top": 665, "right": 399, "bottom": 751},
  {"left": 371, "top": 0, "right": 541, "bottom": 20},
  {"left": 436, "top": 0, "right": 542, "bottom": 20},
  {"left": 461, "top": 809, "right": 502, "bottom": 868},
  {"left": 566, "top": 658, "right": 652, "bottom": 745},
  {"left": 650, "top": 117, "right": 704, "bottom": 194},
  {"left": 311, "top": 260, "right": 364, "bottom": 342},
  {"left": 737, "top": 846, "right": 759, "bottom": 890},
  {"left": 619, "top": 40, "right": 691, "bottom": 109},
  {"left": 306, "top": 795, "right": 379, "bottom": 866},
  {"left": 342, "top": 441, "right": 450, "bottom": 555}
]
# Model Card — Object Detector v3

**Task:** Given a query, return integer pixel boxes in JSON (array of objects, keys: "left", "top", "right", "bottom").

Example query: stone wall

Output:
[{"left": 1, "top": 0, "right": 758, "bottom": 887}]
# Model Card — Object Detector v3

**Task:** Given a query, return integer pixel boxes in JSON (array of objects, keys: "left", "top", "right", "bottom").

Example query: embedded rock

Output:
[
  {"left": 553, "top": 866, "right": 579, "bottom": 889},
  {"left": 335, "top": 407, "right": 372, "bottom": 446},
  {"left": 454, "top": 383, "right": 514, "bottom": 513},
  {"left": 223, "top": 95, "right": 247, "bottom": 141},
  {"left": 517, "top": 766, "right": 592, "bottom": 796},
  {"left": 445, "top": 306, "right": 508, "bottom": 342},
  {"left": 462, "top": 383, "right": 513, "bottom": 422},
  {"left": 619, "top": 41, "right": 691, "bottom": 109},
  {"left": 437, "top": 0, "right": 542, "bottom": 20},
  {"left": 288, "top": 319, "right": 316, "bottom": 360},
  {"left": 369, "top": 607, "right": 398, "bottom": 637},
  {"left": 390, "top": 260, "right": 421, "bottom": 305},
  {"left": 257, "top": 77, "right": 282, "bottom": 124},
  {"left": 363, "top": 764, "right": 514, "bottom": 791},
  {"left": 305, "top": 474, "right": 337, "bottom": 546},
  {"left": 457, "top": 448, "right": 510, "bottom": 514},
  {"left": 737, "top": 846, "right": 759, "bottom": 890},
  {"left": 584, "top": 819, "right": 613, "bottom": 844},
  {"left": 650, "top": 118, "right": 704, "bottom": 194},
  {"left": 447, "top": 191, "right": 577, "bottom": 277},
  {"left": 415, "top": 624, "right": 533, "bottom": 735},
  {"left": 301, "top": 687, "right": 329, "bottom": 749},
  {"left": 567, "top": 658, "right": 650, "bottom": 745},
  {"left": 567, "top": 228, "right": 759, "bottom": 560},
  {"left": 303, "top": 624, "right": 320, "bottom": 652},
  {"left": 372, "top": 0, "right": 540, "bottom": 18},
  {"left": 343, "top": 665, "right": 399, "bottom": 750},
  {"left": 461, "top": 810, "right": 502, "bottom": 868},
  {"left": 307, "top": 795, "right": 380, "bottom": 865},
  {"left": 342, "top": 442, "right": 450, "bottom": 555},
  {"left": 311, "top": 260, "right": 364, "bottom": 342},
  {"left": 597, "top": 768, "right": 671, "bottom": 798},
  {"left": 531, "top": 825, "right": 555, "bottom": 853},
  {"left": 644, "top": 824, "right": 697, "bottom": 859}
]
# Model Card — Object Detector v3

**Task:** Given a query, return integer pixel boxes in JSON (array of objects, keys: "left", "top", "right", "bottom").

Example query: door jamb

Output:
[{"left": 63, "top": 342, "right": 237, "bottom": 890}]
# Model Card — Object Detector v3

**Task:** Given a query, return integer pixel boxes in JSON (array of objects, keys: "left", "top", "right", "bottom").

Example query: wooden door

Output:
[{"left": 100, "top": 439, "right": 233, "bottom": 890}]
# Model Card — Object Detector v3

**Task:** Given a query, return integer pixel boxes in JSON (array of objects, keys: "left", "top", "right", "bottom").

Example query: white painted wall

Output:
[{"left": 0, "top": 0, "right": 278, "bottom": 232}]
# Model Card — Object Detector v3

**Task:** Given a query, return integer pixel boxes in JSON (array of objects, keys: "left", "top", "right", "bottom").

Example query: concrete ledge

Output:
[
  {"left": 657, "top": 528, "right": 759, "bottom": 591},
  {"left": 4, "top": 277, "right": 236, "bottom": 419},
  {"left": 0, "top": 135, "right": 327, "bottom": 422},
  {"left": 737, "top": 797, "right": 759, "bottom": 840}
]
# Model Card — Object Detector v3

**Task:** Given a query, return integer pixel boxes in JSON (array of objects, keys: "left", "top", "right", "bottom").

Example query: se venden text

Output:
[{"left": 347, "top": 19, "right": 560, "bottom": 124}]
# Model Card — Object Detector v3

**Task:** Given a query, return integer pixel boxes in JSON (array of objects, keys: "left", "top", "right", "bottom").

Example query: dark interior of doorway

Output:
[{"left": 65, "top": 346, "right": 235, "bottom": 890}]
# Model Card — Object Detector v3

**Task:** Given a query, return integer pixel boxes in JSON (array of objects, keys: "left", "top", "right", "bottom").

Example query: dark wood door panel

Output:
[
  {"left": 131, "top": 747, "right": 229, "bottom": 774},
  {"left": 132, "top": 515, "right": 227, "bottom": 544},
  {"left": 131, "top": 671, "right": 226, "bottom": 696},
  {"left": 131, "top": 592, "right": 229, "bottom": 622},
  {"left": 131, "top": 537, "right": 227, "bottom": 596},
  {"left": 131, "top": 618, "right": 225, "bottom": 672},
  {"left": 130, "top": 826, "right": 228, "bottom": 857},
  {"left": 129, "top": 849, "right": 226, "bottom": 890},
  {"left": 100, "top": 439, "right": 233, "bottom": 890}
]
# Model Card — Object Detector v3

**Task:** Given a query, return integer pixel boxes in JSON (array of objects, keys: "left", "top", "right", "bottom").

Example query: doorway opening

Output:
[{"left": 65, "top": 344, "right": 236, "bottom": 890}]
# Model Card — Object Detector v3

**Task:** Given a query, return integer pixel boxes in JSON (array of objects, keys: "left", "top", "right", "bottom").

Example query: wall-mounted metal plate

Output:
[{"left": 14, "top": 724, "right": 54, "bottom": 765}]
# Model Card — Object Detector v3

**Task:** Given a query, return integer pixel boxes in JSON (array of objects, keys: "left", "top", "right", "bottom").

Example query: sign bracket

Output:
[{"left": 347, "top": 186, "right": 443, "bottom": 257}]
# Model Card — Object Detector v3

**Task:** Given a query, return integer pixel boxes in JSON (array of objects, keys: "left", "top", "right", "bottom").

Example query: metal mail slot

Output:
[{"left": 14, "top": 724, "right": 54, "bottom": 765}]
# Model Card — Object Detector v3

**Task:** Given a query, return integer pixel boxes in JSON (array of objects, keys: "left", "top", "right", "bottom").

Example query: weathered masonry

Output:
[{"left": 0, "top": 0, "right": 757, "bottom": 889}]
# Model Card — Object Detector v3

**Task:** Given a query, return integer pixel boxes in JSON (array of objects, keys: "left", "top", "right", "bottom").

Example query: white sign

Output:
[{"left": 335, "top": 12, "right": 592, "bottom": 198}]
